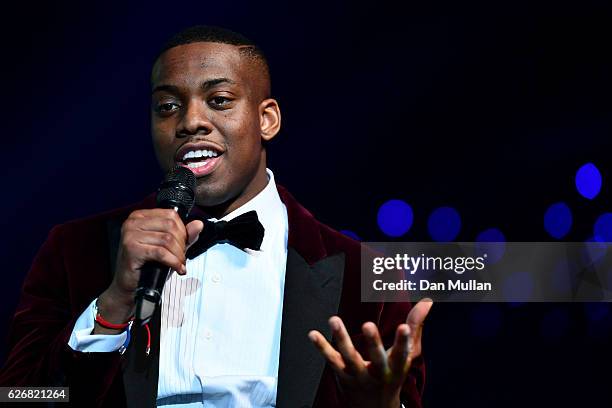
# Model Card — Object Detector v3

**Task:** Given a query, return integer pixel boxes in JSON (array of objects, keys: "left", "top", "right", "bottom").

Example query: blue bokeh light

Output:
[
  {"left": 475, "top": 228, "right": 506, "bottom": 264},
  {"left": 544, "top": 202, "right": 572, "bottom": 239},
  {"left": 502, "top": 271, "right": 535, "bottom": 303},
  {"left": 427, "top": 206, "right": 461, "bottom": 242},
  {"left": 340, "top": 229, "right": 361, "bottom": 241},
  {"left": 476, "top": 228, "right": 506, "bottom": 243},
  {"left": 575, "top": 162, "right": 602, "bottom": 200},
  {"left": 582, "top": 236, "right": 609, "bottom": 265},
  {"left": 584, "top": 302, "right": 610, "bottom": 322},
  {"left": 377, "top": 199, "right": 413, "bottom": 237},
  {"left": 593, "top": 213, "right": 612, "bottom": 242}
]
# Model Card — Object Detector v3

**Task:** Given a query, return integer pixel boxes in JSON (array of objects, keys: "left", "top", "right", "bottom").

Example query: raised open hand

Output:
[{"left": 308, "top": 299, "right": 433, "bottom": 408}]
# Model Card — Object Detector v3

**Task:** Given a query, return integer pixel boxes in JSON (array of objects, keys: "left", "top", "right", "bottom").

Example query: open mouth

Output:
[
  {"left": 175, "top": 145, "right": 224, "bottom": 177},
  {"left": 180, "top": 149, "right": 222, "bottom": 168}
]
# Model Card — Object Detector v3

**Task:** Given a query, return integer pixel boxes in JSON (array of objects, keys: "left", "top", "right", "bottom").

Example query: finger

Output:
[
  {"left": 137, "top": 243, "right": 186, "bottom": 275},
  {"left": 329, "top": 316, "right": 366, "bottom": 376},
  {"left": 308, "top": 330, "right": 350, "bottom": 380},
  {"left": 185, "top": 220, "right": 204, "bottom": 249},
  {"left": 134, "top": 231, "right": 185, "bottom": 264},
  {"left": 127, "top": 210, "right": 186, "bottom": 240},
  {"left": 406, "top": 298, "right": 433, "bottom": 358},
  {"left": 388, "top": 324, "right": 411, "bottom": 377},
  {"left": 362, "top": 322, "right": 390, "bottom": 382},
  {"left": 130, "top": 208, "right": 184, "bottom": 219}
]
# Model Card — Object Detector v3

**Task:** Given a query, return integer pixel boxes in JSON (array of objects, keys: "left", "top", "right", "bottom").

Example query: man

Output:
[{"left": 0, "top": 26, "right": 431, "bottom": 407}]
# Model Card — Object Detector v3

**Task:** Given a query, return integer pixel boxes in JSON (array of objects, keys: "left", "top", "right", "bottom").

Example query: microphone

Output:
[{"left": 134, "top": 165, "right": 196, "bottom": 325}]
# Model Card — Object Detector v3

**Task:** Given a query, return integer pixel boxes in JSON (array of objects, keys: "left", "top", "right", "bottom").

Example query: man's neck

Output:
[{"left": 193, "top": 166, "right": 270, "bottom": 220}]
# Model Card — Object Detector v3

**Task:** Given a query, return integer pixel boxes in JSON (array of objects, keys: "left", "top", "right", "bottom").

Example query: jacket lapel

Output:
[
  {"left": 275, "top": 185, "right": 346, "bottom": 407},
  {"left": 276, "top": 248, "right": 344, "bottom": 407}
]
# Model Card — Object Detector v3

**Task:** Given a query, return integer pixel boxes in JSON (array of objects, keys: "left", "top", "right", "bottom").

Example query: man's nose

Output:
[{"left": 177, "top": 99, "right": 213, "bottom": 137}]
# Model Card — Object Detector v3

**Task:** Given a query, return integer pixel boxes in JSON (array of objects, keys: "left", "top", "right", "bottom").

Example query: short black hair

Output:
[{"left": 155, "top": 25, "right": 271, "bottom": 97}]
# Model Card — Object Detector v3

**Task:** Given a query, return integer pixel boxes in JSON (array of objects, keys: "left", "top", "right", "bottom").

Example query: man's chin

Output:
[
  {"left": 194, "top": 194, "right": 225, "bottom": 209},
  {"left": 193, "top": 184, "right": 233, "bottom": 208}
]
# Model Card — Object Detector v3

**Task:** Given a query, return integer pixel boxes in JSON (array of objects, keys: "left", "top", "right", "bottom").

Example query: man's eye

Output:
[
  {"left": 209, "top": 96, "right": 231, "bottom": 107},
  {"left": 155, "top": 102, "right": 180, "bottom": 113}
]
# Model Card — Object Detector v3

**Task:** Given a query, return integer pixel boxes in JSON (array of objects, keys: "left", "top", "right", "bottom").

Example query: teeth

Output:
[
  {"left": 187, "top": 160, "right": 209, "bottom": 168},
  {"left": 182, "top": 149, "right": 219, "bottom": 161}
]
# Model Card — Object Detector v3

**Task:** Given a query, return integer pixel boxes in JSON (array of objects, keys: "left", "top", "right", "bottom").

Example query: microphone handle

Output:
[
  {"left": 134, "top": 261, "right": 171, "bottom": 325},
  {"left": 134, "top": 206, "right": 182, "bottom": 325}
]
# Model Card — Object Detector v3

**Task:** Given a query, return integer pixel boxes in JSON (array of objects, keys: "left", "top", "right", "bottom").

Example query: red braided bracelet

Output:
[{"left": 95, "top": 310, "right": 133, "bottom": 330}]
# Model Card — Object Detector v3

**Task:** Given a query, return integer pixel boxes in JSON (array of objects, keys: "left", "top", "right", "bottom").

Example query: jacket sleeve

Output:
[{"left": 0, "top": 224, "right": 125, "bottom": 406}]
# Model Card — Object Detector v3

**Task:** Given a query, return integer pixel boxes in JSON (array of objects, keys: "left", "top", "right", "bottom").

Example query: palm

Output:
[{"left": 308, "top": 299, "right": 433, "bottom": 408}]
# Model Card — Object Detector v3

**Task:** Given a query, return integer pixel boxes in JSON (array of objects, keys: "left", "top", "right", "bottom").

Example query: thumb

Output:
[
  {"left": 185, "top": 220, "right": 204, "bottom": 249},
  {"left": 406, "top": 298, "right": 433, "bottom": 358}
]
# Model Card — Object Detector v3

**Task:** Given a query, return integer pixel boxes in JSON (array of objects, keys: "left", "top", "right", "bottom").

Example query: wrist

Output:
[
  {"left": 102, "top": 284, "right": 135, "bottom": 310},
  {"left": 93, "top": 289, "right": 135, "bottom": 335}
]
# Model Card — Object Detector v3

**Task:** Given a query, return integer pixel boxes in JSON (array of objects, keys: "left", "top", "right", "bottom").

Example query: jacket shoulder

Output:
[
  {"left": 276, "top": 183, "right": 361, "bottom": 264},
  {"left": 317, "top": 221, "right": 361, "bottom": 260},
  {"left": 50, "top": 193, "right": 156, "bottom": 239}
]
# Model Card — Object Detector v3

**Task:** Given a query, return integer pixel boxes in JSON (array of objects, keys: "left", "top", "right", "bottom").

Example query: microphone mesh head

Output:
[
  {"left": 156, "top": 165, "right": 196, "bottom": 219},
  {"left": 164, "top": 164, "right": 197, "bottom": 186}
]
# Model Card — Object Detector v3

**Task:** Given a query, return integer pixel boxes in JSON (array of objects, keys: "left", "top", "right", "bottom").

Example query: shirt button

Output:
[
  {"left": 204, "top": 330, "right": 213, "bottom": 340},
  {"left": 211, "top": 274, "right": 221, "bottom": 283}
]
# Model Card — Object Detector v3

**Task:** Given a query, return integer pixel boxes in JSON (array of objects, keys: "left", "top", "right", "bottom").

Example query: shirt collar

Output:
[
  {"left": 213, "top": 168, "right": 283, "bottom": 224},
  {"left": 186, "top": 169, "right": 286, "bottom": 252},
  {"left": 204, "top": 169, "right": 286, "bottom": 251}
]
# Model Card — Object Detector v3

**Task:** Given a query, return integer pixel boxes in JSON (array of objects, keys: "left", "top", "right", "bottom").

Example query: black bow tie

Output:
[{"left": 186, "top": 210, "right": 265, "bottom": 260}]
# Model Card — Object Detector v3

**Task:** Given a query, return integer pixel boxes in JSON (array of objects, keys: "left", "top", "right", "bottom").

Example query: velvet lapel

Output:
[
  {"left": 276, "top": 249, "right": 344, "bottom": 407},
  {"left": 275, "top": 185, "right": 345, "bottom": 407},
  {"left": 106, "top": 203, "right": 160, "bottom": 408}
]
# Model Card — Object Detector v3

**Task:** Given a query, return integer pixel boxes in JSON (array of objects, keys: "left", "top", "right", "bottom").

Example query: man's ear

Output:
[{"left": 259, "top": 98, "right": 281, "bottom": 142}]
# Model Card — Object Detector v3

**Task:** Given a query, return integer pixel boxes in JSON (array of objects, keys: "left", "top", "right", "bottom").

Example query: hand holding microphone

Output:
[{"left": 94, "top": 166, "right": 203, "bottom": 334}]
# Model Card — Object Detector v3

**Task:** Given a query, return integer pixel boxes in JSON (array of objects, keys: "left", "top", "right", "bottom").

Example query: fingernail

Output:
[{"left": 182, "top": 264, "right": 187, "bottom": 274}]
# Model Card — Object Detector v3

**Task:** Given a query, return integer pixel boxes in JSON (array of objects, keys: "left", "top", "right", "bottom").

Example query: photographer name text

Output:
[{"left": 373, "top": 279, "right": 492, "bottom": 291}]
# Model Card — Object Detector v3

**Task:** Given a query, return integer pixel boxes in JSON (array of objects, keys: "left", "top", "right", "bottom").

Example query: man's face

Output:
[{"left": 151, "top": 42, "right": 278, "bottom": 211}]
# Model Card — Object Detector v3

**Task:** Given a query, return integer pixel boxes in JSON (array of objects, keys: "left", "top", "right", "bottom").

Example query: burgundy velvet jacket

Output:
[{"left": 0, "top": 185, "right": 425, "bottom": 407}]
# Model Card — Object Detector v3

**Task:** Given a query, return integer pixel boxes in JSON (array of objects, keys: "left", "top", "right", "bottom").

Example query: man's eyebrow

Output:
[
  {"left": 151, "top": 78, "right": 235, "bottom": 94},
  {"left": 201, "top": 77, "right": 235, "bottom": 90}
]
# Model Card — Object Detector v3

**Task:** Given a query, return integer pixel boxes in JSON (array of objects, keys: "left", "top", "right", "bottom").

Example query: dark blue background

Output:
[{"left": 2, "top": 1, "right": 611, "bottom": 406}]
